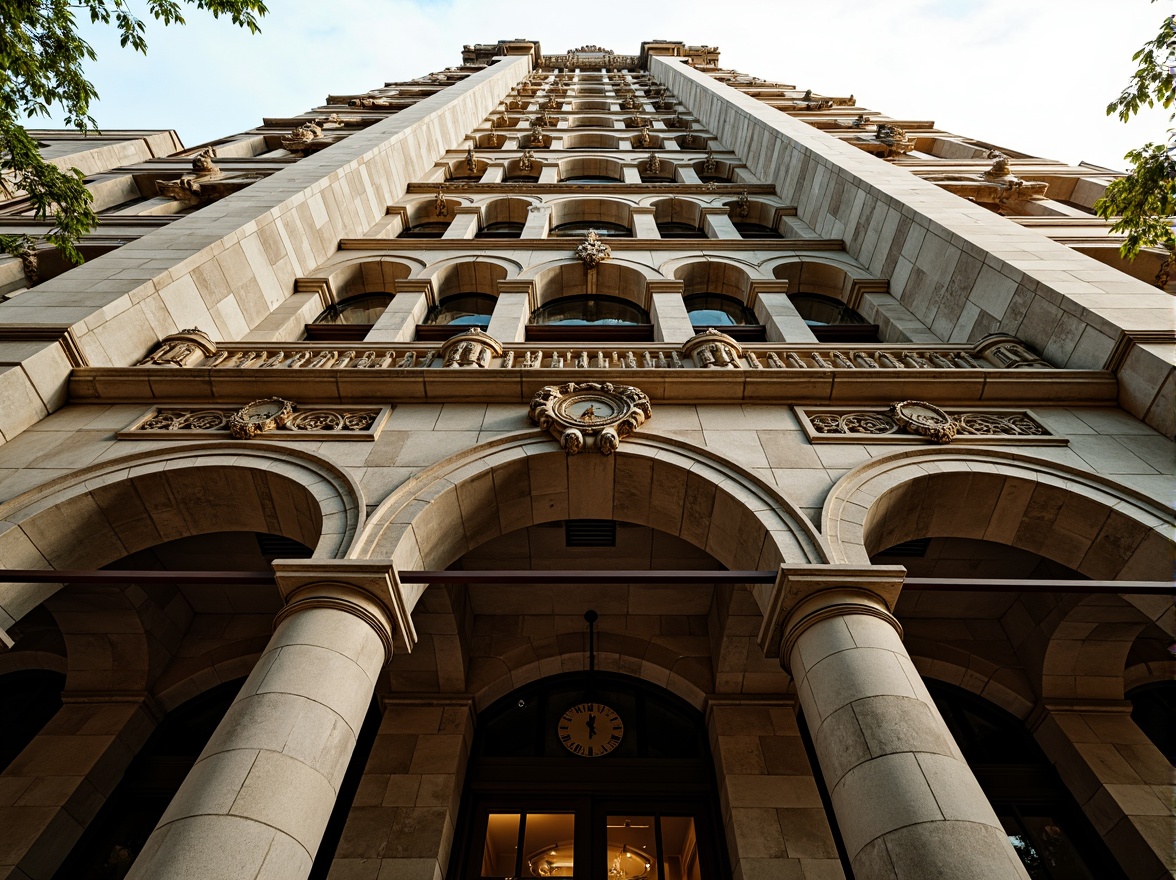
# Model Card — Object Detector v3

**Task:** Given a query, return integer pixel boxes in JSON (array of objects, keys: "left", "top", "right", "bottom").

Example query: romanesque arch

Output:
[
  {"left": 0, "top": 444, "right": 364, "bottom": 633},
  {"left": 323, "top": 256, "right": 418, "bottom": 300},
  {"left": 525, "top": 257, "right": 658, "bottom": 309},
  {"left": 357, "top": 433, "right": 826, "bottom": 614},
  {"left": 357, "top": 433, "right": 823, "bottom": 698}
]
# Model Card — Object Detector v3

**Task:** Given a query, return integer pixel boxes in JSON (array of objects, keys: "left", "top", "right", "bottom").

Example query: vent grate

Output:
[
  {"left": 876, "top": 538, "right": 932, "bottom": 558},
  {"left": 565, "top": 519, "right": 617, "bottom": 548},
  {"left": 256, "top": 533, "right": 314, "bottom": 561}
]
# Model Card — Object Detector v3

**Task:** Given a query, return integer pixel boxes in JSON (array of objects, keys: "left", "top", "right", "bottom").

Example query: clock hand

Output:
[{"left": 586, "top": 713, "right": 597, "bottom": 738}]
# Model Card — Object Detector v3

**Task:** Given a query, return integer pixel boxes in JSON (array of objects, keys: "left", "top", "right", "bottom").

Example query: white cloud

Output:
[{"left": 23, "top": 0, "right": 1171, "bottom": 171}]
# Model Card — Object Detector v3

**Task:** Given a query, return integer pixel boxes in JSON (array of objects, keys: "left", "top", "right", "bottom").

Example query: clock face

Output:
[
  {"left": 557, "top": 702, "right": 624, "bottom": 758},
  {"left": 555, "top": 394, "right": 622, "bottom": 426}
]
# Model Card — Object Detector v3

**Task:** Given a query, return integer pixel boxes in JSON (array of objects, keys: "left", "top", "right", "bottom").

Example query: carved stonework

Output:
[
  {"left": 803, "top": 405, "right": 1051, "bottom": 443},
  {"left": 127, "top": 404, "right": 385, "bottom": 439},
  {"left": 682, "top": 328, "right": 743, "bottom": 369},
  {"left": 888, "top": 400, "right": 957, "bottom": 443},
  {"left": 575, "top": 230, "right": 613, "bottom": 270},
  {"left": 529, "top": 382, "right": 652, "bottom": 455},
  {"left": 440, "top": 328, "right": 502, "bottom": 368},
  {"left": 925, "top": 150, "right": 1048, "bottom": 206},
  {"left": 645, "top": 152, "right": 661, "bottom": 174},
  {"left": 137, "top": 329, "right": 217, "bottom": 367},
  {"left": 229, "top": 398, "right": 295, "bottom": 439}
]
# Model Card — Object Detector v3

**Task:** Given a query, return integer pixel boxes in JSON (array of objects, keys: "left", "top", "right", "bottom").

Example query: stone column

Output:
[
  {"left": 764, "top": 565, "right": 1029, "bottom": 880},
  {"left": 487, "top": 281, "right": 534, "bottom": 342},
  {"left": 630, "top": 206, "right": 660, "bottom": 239},
  {"left": 366, "top": 279, "right": 434, "bottom": 343},
  {"left": 701, "top": 207, "right": 742, "bottom": 240},
  {"left": 442, "top": 208, "right": 480, "bottom": 239},
  {"left": 647, "top": 280, "right": 692, "bottom": 344},
  {"left": 748, "top": 280, "right": 819, "bottom": 343},
  {"left": 1032, "top": 702, "right": 1174, "bottom": 878},
  {"left": 126, "top": 562, "right": 412, "bottom": 880},
  {"left": 520, "top": 204, "right": 552, "bottom": 238},
  {"left": 325, "top": 697, "right": 475, "bottom": 878}
]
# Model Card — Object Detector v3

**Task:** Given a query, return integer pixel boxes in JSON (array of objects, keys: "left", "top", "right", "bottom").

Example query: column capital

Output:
[
  {"left": 271, "top": 559, "right": 417, "bottom": 663},
  {"left": 757, "top": 563, "right": 906, "bottom": 670}
]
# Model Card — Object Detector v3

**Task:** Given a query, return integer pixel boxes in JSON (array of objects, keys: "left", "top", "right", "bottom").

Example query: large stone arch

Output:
[
  {"left": 357, "top": 432, "right": 826, "bottom": 615},
  {"left": 0, "top": 443, "right": 364, "bottom": 635},
  {"left": 823, "top": 447, "right": 1173, "bottom": 581},
  {"left": 468, "top": 632, "right": 710, "bottom": 713},
  {"left": 359, "top": 433, "right": 823, "bottom": 699},
  {"left": 823, "top": 447, "right": 1176, "bottom": 701}
]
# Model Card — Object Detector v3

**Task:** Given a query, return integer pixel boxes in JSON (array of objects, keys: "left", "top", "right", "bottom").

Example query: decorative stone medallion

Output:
[
  {"left": 888, "top": 400, "right": 958, "bottom": 443},
  {"left": 529, "top": 382, "right": 652, "bottom": 455},
  {"left": 229, "top": 397, "right": 295, "bottom": 439}
]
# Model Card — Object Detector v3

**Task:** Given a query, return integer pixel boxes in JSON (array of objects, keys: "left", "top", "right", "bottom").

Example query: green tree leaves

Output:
[
  {"left": 0, "top": 0, "right": 266, "bottom": 272},
  {"left": 1094, "top": 5, "right": 1175, "bottom": 285}
]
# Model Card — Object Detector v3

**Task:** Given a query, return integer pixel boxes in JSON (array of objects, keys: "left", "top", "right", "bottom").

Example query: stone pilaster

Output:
[
  {"left": 126, "top": 562, "right": 410, "bottom": 880},
  {"left": 0, "top": 697, "right": 156, "bottom": 880},
  {"left": 708, "top": 698, "right": 844, "bottom": 880},
  {"left": 327, "top": 697, "right": 475, "bottom": 880},
  {"left": 764, "top": 565, "right": 1029, "bottom": 880},
  {"left": 1031, "top": 701, "right": 1175, "bottom": 879}
]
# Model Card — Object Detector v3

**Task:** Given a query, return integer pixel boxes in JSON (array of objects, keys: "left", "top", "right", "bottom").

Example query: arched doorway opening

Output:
[
  {"left": 926, "top": 681, "right": 1126, "bottom": 880},
  {"left": 450, "top": 673, "right": 728, "bottom": 880}
]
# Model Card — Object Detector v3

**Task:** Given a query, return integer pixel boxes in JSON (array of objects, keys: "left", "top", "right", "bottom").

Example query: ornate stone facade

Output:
[{"left": 0, "top": 38, "right": 1171, "bottom": 880}]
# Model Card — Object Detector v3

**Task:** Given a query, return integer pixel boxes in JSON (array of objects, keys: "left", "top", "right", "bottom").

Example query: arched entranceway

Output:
[
  {"left": 822, "top": 448, "right": 1176, "bottom": 879},
  {"left": 450, "top": 672, "right": 728, "bottom": 880}
]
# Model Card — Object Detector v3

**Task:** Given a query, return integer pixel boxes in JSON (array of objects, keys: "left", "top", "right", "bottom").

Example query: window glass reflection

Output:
[
  {"left": 659, "top": 817, "right": 701, "bottom": 880},
  {"left": 523, "top": 813, "right": 575, "bottom": 877},
  {"left": 530, "top": 296, "right": 649, "bottom": 327},
  {"left": 481, "top": 813, "right": 520, "bottom": 879},
  {"left": 312, "top": 294, "right": 393, "bottom": 326},
  {"left": 999, "top": 811, "right": 1096, "bottom": 880},
  {"left": 606, "top": 816, "right": 656, "bottom": 880}
]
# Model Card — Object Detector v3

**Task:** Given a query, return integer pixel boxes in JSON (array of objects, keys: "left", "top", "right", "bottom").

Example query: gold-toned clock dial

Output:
[{"left": 557, "top": 702, "right": 624, "bottom": 758}]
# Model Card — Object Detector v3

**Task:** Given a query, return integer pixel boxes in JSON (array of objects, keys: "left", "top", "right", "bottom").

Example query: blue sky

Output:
[{"left": 22, "top": 0, "right": 1171, "bottom": 172}]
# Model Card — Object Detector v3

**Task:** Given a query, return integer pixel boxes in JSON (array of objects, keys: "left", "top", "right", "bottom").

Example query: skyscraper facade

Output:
[{"left": 0, "top": 40, "right": 1172, "bottom": 880}]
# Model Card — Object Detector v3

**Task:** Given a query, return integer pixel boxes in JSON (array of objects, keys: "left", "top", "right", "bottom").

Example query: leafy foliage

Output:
[
  {"left": 1094, "top": 5, "right": 1176, "bottom": 283},
  {"left": 0, "top": 0, "right": 267, "bottom": 271}
]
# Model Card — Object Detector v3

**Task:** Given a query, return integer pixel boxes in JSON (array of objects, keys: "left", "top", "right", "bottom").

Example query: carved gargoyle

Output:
[{"left": 924, "top": 150, "right": 1049, "bottom": 206}]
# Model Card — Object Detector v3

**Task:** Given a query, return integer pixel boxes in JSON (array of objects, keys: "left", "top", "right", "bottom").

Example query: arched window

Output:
[
  {"left": 656, "top": 221, "right": 702, "bottom": 238},
  {"left": 561, "top": 175, "right": 621, "bottom": 184},
  {"left": 528, "top": 295, "right": 651, "bottom": 343},
  {"left": 732, "top": 221, "right": 782, "bottom": 239},
  {"left": 448, "top": 673, "right": 727, "bottom": 880},
  {"left": 306, "top": 293, "right": 393, "bottom": 340},
  {"left": 790, "top": 292, "right": 879, "bottom": 343},
  {"left": 477, "top": 221, "right": 524, "bottom": 239},
  {"left": 926, "top": 681, "right": 1126, "bottom": 880},
  {"left": 684, "top": 294, "right": 757, "bottom": 327},
  {"left": 398, "top": 221, "right": 451, "bottom": 239},
  {"left": 531, "top": 295, "right": 648, "bottom": 326},
  {"left": 422, "top": 293, "right": 496, "bottom": 332},
  {"left": 549, "top": 221, "right": 630, "bottom": 238}
]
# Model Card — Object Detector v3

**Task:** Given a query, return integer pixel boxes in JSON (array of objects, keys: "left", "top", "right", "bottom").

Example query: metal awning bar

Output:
[{"left": 0, "top": 569, "right": 1171, "bottom": 594}]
